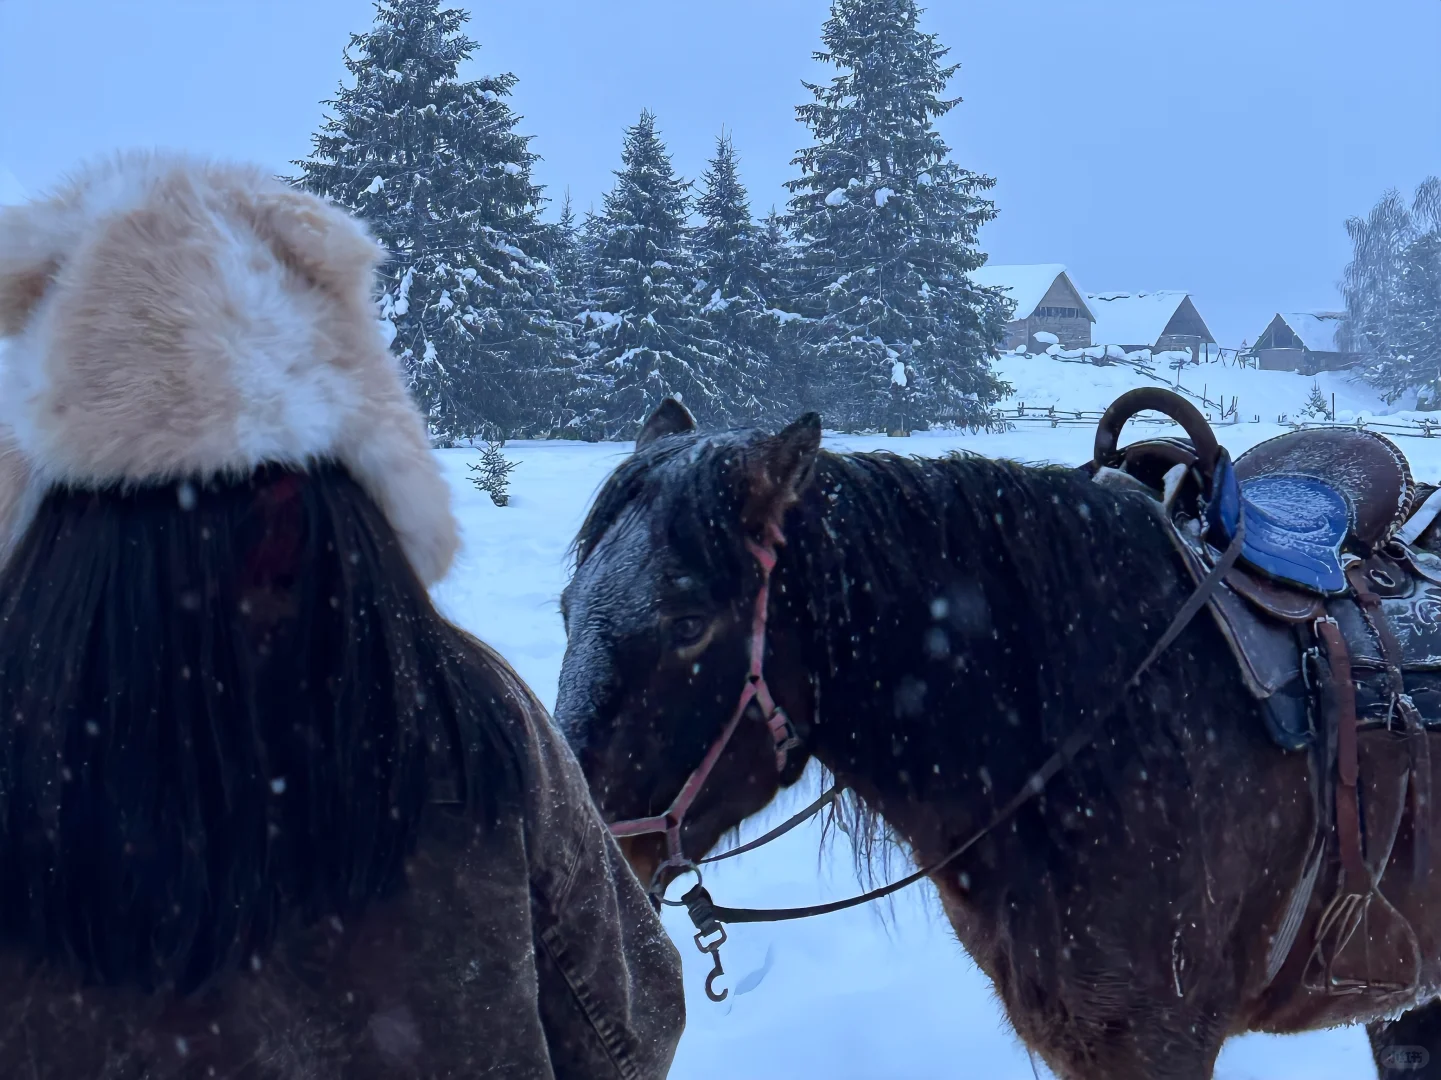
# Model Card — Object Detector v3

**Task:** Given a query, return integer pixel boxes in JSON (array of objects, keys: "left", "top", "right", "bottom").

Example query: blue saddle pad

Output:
[{"left": 1236, "top": 474, "right": 1351, "bottom": 593}]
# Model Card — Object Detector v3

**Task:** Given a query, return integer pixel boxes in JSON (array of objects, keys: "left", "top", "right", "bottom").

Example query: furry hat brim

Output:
[{"left": 0, "top": 151, "right": 458, "bottom": 585}]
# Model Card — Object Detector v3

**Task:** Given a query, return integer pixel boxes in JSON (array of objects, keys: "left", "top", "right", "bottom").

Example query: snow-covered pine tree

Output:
[
  {"left": 786, "top": 0, "right": 1009, "bottom": 432},
  {"left": 528, "top": 190, "right": 589, "bottom": 434},
  {"left": 544, "top": 190, "right": 589, "bottom": 319},
  {"left": 469, "top": 440, "right": 520, "bottom": 505},
  {"left": 753, "top": 206, "right": 807, "bottom": 417},
  {"left": 293, "top": 0, "right": 563, "bottom": 443},
  {"left": 1301, "top": 380, "right": 1331, "bottom": 420},
  {"left": 692, "top": 133, "right": 780, "bottom": 425},
  {"left": 568, "top": 111, "right": 736, "bottom": 439},
  {"left": 756, "top": 207, "right": 797, "bottom": 306}
]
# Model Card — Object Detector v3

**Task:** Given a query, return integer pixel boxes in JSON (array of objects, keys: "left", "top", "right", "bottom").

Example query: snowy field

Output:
[{"left": 432, "top": 357, "right": 1441, "bottom": 1080}]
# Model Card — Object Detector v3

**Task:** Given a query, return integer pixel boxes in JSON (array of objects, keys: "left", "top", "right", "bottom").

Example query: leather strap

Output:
[
  {"left": 1315, "top": 617, "right": 1367, "bottom": 886},
  {"left": 1401, "top": 696, "right": 1433, "bottom": 883},
  {"left": 679, "top": 519, "right": 1247, "bottom": 929},
  {"left": 608, "top": 519, "right": 803, "bottom": 885},
  {"left": 1346, "top": 563, "right": 1432, "bottom": 883},
  {"left": 698, "top": 784, "right": 843, "bottom": 866}
]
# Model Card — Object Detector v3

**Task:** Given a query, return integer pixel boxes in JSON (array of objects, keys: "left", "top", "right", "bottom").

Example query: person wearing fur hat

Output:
[{"left": 0, "top": 152, "right": 684, "bottom": 1079}]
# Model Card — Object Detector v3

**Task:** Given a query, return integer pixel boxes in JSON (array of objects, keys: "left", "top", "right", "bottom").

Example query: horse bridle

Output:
[
  {"left": 608, "top": 463, "right": 1245, "bottom": 1004},
  {"left": 607, "top": 518, "right": 805, "bottom": 888}
]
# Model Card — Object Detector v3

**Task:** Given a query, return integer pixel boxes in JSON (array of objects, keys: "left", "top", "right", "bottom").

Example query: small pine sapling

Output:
[
  {"left": 1301, "top": 380, "right": 1332, "bottom": 420},
  {"left": 470, "top": 441, "right": 520, "bottom": 506}
]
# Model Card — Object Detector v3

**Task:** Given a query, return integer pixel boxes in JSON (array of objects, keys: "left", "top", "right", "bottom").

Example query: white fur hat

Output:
[{"left": 0, "top": 151, "right": 458, "bottom": 585}]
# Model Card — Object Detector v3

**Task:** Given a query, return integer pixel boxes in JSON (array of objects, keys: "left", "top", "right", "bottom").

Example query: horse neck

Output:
[{"left": 771, "top": 452, "right": 1162, "bottom": 840}]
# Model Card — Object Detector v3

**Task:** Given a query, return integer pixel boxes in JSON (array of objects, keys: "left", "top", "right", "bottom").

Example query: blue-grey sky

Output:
[{"left": 2, "top": 0, "right": 1439, "bottom": 347}]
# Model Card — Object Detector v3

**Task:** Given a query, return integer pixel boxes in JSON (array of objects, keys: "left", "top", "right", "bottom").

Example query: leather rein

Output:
[{"left": 609, "top": 507, "right": 1246, "bottom": 1002}]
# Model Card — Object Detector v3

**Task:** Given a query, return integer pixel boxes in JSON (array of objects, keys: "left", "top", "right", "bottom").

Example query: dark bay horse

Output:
[{"left": 556, "top": 399, "right": 1441, "bottom": 1080}]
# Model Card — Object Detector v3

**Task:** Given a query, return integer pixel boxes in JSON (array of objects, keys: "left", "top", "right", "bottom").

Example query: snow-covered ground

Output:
[
  {"left": 432, "top": 357, "right": 1440, "bottom": 1079},
  {"left": 992, "top": 350, "right": 1403, "bottom": 424}
]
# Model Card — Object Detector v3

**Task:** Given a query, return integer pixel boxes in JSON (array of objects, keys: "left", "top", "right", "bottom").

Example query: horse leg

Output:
[{"left": 1369, "top": 998, "right": 1441, "bottom": 1079}]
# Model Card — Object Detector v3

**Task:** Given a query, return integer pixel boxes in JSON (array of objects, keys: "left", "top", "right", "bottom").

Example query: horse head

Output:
[{"left": 556, "top": 399, "right": 822, "bottom": 891}]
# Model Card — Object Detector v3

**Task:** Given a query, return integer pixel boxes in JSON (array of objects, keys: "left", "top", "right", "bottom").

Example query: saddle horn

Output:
[{"left": 1094, "top": 387, "right": 1222, "bottom": 488}]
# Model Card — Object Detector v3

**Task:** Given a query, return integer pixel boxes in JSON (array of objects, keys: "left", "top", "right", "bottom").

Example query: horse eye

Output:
[{"left": 670, "top": 616, "right": 708, "bottom": 648}]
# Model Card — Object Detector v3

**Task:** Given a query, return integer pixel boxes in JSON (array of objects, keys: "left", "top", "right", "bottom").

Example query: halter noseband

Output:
[{"left": 607, "top": 518, "right": 802, "bottom": 889}]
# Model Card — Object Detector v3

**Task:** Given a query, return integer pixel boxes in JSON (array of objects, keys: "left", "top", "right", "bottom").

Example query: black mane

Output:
[
  {"left": 577, "top": 432, "right": 1178, "bottom": 683},
  {"left": 574, "top": 430, "right": 755, "bottom": 583},
  {"left": 0, "top": 464, "right": 521, "bottom": 993}
]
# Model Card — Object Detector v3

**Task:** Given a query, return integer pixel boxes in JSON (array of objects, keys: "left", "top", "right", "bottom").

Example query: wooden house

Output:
[
  {"left": 969, "top": 264, "right": 1095, "bottom": 352},
  {"left": 1086, "top": 291, "right": 1217, "bottom": 358},
  {"left": 1251, "top": 312, "right": 1357, "bottom": 374}
]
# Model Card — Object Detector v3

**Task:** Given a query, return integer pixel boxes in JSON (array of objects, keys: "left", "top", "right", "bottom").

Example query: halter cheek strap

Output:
[{"left": 607, "top": 518, "right": 802, "bottom": 882}]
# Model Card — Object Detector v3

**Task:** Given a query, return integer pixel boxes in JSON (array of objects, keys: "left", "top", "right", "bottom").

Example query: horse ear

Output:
[
  {"left": 744, "top": 412, "right": 822, "bottom": 528},
  {"left": 636, "top": 398, "right": 696, "bottom": 449}
]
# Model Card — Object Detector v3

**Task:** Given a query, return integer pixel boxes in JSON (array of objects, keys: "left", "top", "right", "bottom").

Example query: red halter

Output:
[{"left": 607, "top": 519, "right": 802, "bottom": 888}]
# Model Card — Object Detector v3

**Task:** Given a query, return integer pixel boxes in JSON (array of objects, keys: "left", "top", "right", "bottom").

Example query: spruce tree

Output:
[
  {"left": 525, "top": 191, "right": 587, "bottom": 435},
  {"left": 756, "top": 207, "right": 797, "bottom": 304},
  {"left": 1301, "top": 381, "right": 1332, "bottom": 420},
  {"left": 753, "top": 206, "right": 806, "bottom": 417},
  {"left": 544, "top": 190, "right": 589, "bottom": 320},
  {"left": 293, "top": 0, "right": 562, "bottom": 443},
  {"left": 569, "top": 111, "right": 735, "bottom": 439},
  {"left": 787, "top": 0, "right": 1008, "bottom": 432},
  {"left": 692, "top": 133, "right": 778, "bottom": 425}
]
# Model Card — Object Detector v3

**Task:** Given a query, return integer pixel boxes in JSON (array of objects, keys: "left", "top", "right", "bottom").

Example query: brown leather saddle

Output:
[{"left": 1086, "top": 388, "right": 1440, "bottom": 997}]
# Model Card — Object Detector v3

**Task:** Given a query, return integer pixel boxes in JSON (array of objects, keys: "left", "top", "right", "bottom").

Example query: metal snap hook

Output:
[{"left": 694, "top": 924, "right": 730, "bottom": 1002}]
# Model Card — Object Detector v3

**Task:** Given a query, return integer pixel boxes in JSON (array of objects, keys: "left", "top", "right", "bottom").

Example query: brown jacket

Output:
[
  {"left": 476, "top": 687, "right": 688, "bottom": 1078},
  {"left": 0, "top": 673, "right": 685, "bottom": 1080}
]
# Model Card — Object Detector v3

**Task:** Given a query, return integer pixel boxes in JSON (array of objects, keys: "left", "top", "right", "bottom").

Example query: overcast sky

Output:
[{"left": 2, "top": 0, "right": 1439, "bottom": 347}]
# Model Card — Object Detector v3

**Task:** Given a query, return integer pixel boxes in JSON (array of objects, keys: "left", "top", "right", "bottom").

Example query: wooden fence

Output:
[{"left": 1000, "top": 404, "right": 1441, "bottom": 441}]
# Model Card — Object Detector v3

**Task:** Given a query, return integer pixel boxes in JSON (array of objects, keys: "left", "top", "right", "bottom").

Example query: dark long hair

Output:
[{"left": 0, "top": 464, "right": 520, "bottom": 993}]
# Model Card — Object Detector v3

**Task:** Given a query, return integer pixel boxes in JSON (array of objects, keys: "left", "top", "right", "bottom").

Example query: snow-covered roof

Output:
[
  {"left": 0, "top": 167, "right": 25, "bottom": 206},
  {"left": 1274, "top": 311, "right": 1346, "bottom": 353},
  {"left": 1087, "top": 290, "right": 1200, "bottom": 348},
  {"left": 969, "top": 264, "right": 1091, "bottom": 322}
]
